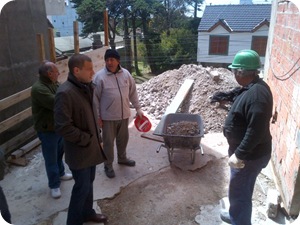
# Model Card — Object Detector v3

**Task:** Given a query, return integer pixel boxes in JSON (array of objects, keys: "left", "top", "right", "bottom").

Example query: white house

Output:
[{"left": 197, "top": 4, "right": 271, "bottom": 68}]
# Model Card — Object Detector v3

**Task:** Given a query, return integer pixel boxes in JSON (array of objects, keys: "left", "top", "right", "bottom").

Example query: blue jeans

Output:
[
  {"left": 67, "top": 166, "right": 96, "bottom": 225},
  {"left": 0, "top": 186, "right": 11, "bottom": 223},
  {"left": 37, "top": 132, "right": 65, "bottom": 189},
  {"left": 229, "top": 154, "right": 270, "bottom": 225}
]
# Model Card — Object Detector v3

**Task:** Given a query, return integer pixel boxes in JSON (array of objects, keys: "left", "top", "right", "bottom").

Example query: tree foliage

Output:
[
  {"left": 71, "top": 0, "right": 105, "bottom": 37},
  {"left": 70, "top": 0, "right": 203, "bottom": 74}
]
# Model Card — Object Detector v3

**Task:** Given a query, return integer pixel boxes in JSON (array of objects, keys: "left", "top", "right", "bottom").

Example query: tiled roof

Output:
[{"left": 198, "top": 4, "right": 271, "bottom": 32}]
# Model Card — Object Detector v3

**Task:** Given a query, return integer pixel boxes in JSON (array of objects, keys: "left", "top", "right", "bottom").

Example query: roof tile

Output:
[{"left": 198, "top": 4, "right": 271, "bottom": 32}]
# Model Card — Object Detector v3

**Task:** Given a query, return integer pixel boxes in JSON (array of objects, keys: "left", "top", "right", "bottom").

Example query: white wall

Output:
[
  {"left": 44, "top": 0, "right": 65, "bottom": 15},
  {"left": 197, "top": 24, "right": 269, "bottom": 65}
]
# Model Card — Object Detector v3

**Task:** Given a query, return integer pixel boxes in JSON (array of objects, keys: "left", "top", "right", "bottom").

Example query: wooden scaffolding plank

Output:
[
  {"left": 142, "top": 79, "right": 194, "bottom": 142},
  {"left": 0, "top": 87, "right": 31, "bottom": 111},
  {"left": 11, "top": 138, "right": 41, "bottom": 159},
  {"left": 0, "top": 126, "right": 36, "bottom": 155},
  {"left": 0, "top": 107, "right": 32, "bottom": 133},
  {"left": 164, "top": 79, "right": 194, "bottom": 115}
]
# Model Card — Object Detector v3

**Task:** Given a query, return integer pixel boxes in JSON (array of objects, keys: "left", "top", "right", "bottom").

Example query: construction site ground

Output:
[{"left": 0, "top": 110, "right": 295, "bottom": 225}]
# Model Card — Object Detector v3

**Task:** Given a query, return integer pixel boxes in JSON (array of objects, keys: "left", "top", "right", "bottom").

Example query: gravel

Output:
[{"left": 137, "top": 64, "right": 238, "bottom": 133}]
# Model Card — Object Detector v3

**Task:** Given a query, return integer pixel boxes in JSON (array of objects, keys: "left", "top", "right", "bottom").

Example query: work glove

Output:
[
  {"left": 136, "top": 109, "right": 144, "bottom": 119},
  {"left": 228, "top": 154, "right": 245, "bottom": 169}
]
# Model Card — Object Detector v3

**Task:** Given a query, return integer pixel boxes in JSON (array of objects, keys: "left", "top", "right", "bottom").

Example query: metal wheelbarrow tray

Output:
[{"left": 153, "top": 113, "right": 204, "bottom": 164}]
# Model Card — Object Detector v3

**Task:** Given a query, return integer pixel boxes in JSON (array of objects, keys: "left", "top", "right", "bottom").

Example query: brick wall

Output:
[{"left": 266, "top": 0, "right": 300, "bottom": 216}]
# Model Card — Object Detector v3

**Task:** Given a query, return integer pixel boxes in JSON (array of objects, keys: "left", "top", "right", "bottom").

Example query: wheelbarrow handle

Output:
[{"left": 156, "top": 144, "right": 167, "bottom": 153}]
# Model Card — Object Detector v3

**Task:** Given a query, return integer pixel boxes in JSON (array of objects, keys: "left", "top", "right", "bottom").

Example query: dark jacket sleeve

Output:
[
  {"left": 235, "top": 101, "right": 271, "bottom": 160},
  {"left": 54, "top": 90, "right": 91, "bottom": 147}
]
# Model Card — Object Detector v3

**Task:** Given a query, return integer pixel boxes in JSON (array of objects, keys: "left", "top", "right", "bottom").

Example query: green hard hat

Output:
[{"left": 228, "top": 49, "right": 261, "bottom": 70}]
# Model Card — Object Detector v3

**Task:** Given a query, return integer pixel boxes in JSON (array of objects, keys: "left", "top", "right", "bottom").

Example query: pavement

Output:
[{"left": 0, "top": 110, "right": 296, "bottom": 225}]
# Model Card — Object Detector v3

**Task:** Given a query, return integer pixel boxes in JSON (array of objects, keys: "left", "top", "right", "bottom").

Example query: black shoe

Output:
[
  {"left": 220, "top": 210, "right": 232, "bottom": 224},
  {"left": 118, "top": 159, "right": 136, "bottom": 167},
  {"left": 104, "top": 166, "right": 115, "bottom": 178},
  {"left": 84, "top": 213, "right": 108, "bottom": 223}
]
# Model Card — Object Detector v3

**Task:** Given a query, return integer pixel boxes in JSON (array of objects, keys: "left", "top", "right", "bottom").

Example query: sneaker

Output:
[
  {"left": 118, "top": 159, "right": 136, "bottom": 167},
  {"left": 220, "top": 209, "right": 232, "bottom": 224},
  {"left": 51, "top": 188, "right": 61, "bottom": 199},
  {"left": 60, "top": 173, "right": 73, "bottom": 181},
  {"left": 104, "top": 166, "right": 115, "bottom": 178}
]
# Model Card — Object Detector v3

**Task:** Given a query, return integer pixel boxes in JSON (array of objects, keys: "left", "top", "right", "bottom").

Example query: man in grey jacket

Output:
[
  {"left": 94, "top": 49, "right": 143, "bottom": 178},
  {"left": 54, "top": 54, "right": 108, "bottom": 225}
]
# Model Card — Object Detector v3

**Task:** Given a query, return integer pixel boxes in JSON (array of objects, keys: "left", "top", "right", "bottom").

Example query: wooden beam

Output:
[
  {"left": 36, "top": 33, "right": 45, "bottom": 62},
  {"left": 164, "top": 79, "right": 194, "bottom": 115},
  {"left": 7, "top": 157, "right": 28, "bottom": 167},
  {"left": 0, "top": 107, "right": 32, "bottom": 133},
  {"left": 0, "top": 126, "right": 36, "bottom": 156},
  {"left": 0, "top": 87, "right": 31, "bottom": 111},
  {"left": 142, "top": 79, "right": 195, "bottom": 141},
  {"left": 11, "top": 138, "right": 41, "bottom": 159},
  {"left": 73, "top": 21, "right": 80, "bottom": 54},
  {"left": 48, "top": 28, "right": 56, "bottom": 63},
  {"left": 104, "top": 10, "right": 109, "bottom": 46}
]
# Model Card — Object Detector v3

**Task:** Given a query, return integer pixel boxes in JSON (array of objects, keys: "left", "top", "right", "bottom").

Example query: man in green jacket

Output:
[{"left": 31, "top": 61, "right": 72, "bottom": 199}]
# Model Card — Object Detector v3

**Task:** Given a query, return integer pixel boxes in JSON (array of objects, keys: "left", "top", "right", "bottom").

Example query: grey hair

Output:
[{"left": 38, "top": 61, "right": 53, "bottom": 77}]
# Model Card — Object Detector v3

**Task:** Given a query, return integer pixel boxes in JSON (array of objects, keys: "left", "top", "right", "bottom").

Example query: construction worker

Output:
[{"left": 221, "top": 50, "right": 273, "bottom": 225}]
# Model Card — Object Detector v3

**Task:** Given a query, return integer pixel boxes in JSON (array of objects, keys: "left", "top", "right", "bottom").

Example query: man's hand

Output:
[
  {"left": 136, "top": 109, "right": 144, "bottom": 119},
  {"left": 228, "top": 154, "right": 245, "bottom": 169}
]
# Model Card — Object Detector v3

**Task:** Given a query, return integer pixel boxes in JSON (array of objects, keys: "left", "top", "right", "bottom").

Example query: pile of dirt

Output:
[{"left": 137, "top": 64, "right": 238, "bottom": 133}]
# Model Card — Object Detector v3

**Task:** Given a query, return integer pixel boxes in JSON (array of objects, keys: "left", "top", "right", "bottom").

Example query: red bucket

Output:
[{"left": 134, "top": 115, "right": 152, "bottom": 132}]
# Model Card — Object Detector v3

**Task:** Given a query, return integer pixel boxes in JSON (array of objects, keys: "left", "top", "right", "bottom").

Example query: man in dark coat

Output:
[{"left": 54, "top": 54, "right": 108, "bottom": 225}]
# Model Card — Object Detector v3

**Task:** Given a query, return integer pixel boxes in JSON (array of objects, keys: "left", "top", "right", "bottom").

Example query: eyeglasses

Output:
[{"left": 231, "top": 69, "right": 243, "bottom": 75}]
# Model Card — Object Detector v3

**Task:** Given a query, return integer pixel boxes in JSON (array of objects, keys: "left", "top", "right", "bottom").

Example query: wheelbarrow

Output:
[{"left": 153, "top": 113, "right": 204, "bottom": 164}]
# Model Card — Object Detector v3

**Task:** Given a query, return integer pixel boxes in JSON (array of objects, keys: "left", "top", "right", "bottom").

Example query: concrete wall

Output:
[
  {"left": 0, "top": 0, "right": 50, "bottom": 99},
  {"left": 0, "top": 0, "right": 50, "bottom": 144},
  {"left": 265, "top": 0, "right": 300, "bottom": 216}
]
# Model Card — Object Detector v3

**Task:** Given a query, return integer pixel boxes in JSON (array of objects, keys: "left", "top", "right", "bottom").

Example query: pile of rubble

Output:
[{"left": 137, "top": 64, "right": 238, "bottom": 133}]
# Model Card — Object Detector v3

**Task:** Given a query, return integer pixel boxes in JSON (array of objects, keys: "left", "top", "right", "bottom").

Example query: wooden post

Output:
[
  {"left": 104, "top": 9, "right": 109, "bottom": 46},
  {"left": 48, "top": 28, "right": 56, "bottom": 62},
  {"left": 36, "top": 33, "right": 45, "bottom": 62},
  {"left": 73, "top": 21, "right": 80, "bottom": 54}
]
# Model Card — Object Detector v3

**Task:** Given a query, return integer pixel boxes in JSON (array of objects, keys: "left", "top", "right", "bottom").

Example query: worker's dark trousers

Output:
[
  {"left": 0, "top": 186, "right": 11, "bottom": 223},
  {"left": 229, "top": 154, "right": 270, "bottom": 225},
  {"left": 102, "top": 119, "right": 129, "bottom": 168},
  {"left": 67, "top": 166, "right": 96, "bottom": 225}
]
